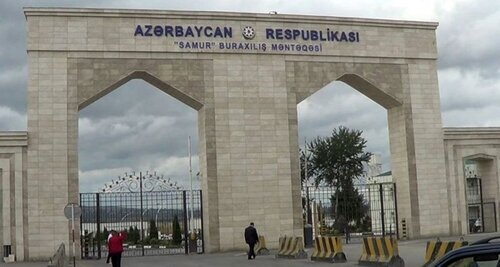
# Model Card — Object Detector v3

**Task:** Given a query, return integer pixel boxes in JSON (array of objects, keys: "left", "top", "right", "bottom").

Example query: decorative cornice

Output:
[
  {"left": 23, "top": 7, "right": 438, "bottom": 30},
  {"left": 443, "top": 127, "right": 500, "bottom": 140},
  {"left": 0, "top": 131, "right": 28, "bottom": 147}
]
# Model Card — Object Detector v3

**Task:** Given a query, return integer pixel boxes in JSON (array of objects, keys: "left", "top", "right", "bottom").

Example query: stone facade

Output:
[
  {"left": 444, "top": 127, "right": 500, "bottom": 235},
  {"left": 0, "top": 7, "right": 486, "bottom": 260},
  {"left": 0, "top": 132, "right": 28, "bottom": 260}
]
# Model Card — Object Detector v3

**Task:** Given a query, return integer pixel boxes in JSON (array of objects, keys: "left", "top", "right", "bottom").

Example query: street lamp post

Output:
[
  {"left": 155, "top": 204, "right": 161, "bottom": 238},
  {"left": 120, "top": 212, "right": 132, "bottom": 222},
  {"left": 188, "top": 136, "right": 194, "bottom": 235},
  {"left": 140, "top": 172, "right": 144, "bottom": 243},
  {"left": 304, "top": 138, "right": 310, "bottom": 225},
  {"left": 155, "top": 206, "right": 161, "bottom": 227}
]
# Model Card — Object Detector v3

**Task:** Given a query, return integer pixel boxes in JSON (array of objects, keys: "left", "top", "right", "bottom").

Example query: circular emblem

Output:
[{"left": 242, "top": 26, "right": 255, "bottom": 40}]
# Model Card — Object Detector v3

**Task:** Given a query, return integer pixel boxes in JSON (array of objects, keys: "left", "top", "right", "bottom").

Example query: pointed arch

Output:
[
  {"left": 337, "top": 73, "right": 402, "bottom": 109},
  {"left": 290, "top": 62, "right": 405, "bottom": 108},
  {"left": 78, "top": 70, "right": 203, "bottom": 111}
]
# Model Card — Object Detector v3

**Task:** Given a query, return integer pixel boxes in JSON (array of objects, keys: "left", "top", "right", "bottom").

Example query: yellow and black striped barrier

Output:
[
  {"left": 359, "top": 236, "right": 404, "bottom": 267},
  {"left": 423, "top": 240, "right": 468, "bottom": 266},
  {"left": 311, "top": 236, "right": 347, "bottom": 263},
  {"left": 255, "top": 235, "right": 269, "bottom": 255},
  {"left": 276, "top": 236, "right": 308, "bottom": 259}
]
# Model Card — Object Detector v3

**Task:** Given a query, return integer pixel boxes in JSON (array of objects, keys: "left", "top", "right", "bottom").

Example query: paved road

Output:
[{"left": 0, "top": 233, "right": 493, "bottom": 267}]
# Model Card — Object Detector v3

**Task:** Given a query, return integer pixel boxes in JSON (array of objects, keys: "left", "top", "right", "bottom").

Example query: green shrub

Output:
[
  {"left": 149, "top": 220, "right": 159, "bottom": 240},
  {"left": 102, "top": 227, "right": 109, "bottom": 242},
  {"left": 172, "top": 215, "right": 182, "bottom": 246}
]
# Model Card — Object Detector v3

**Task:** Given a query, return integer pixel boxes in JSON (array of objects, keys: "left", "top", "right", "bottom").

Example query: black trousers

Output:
[
  {"left": 248, "top": 243, "right": 256, "bottom": 259},
  {"left": 110, "top": 252, "right": 122, "bottom": 267}
]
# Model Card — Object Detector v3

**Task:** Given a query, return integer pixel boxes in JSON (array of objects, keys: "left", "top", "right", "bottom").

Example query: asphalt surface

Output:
[{"left": 0, "top": 233, "right": 494, "bottom": 267}]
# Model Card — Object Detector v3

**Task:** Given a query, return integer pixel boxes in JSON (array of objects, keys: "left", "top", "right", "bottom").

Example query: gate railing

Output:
[
  {"left": 302, "top": 182, "right": 398, "bottom": 242},
  {"left": 80, "top": 190, "right": 203, "bottom": 258},
  {"left": 468, "top": 201, "right": 497, "bottom": 234}
]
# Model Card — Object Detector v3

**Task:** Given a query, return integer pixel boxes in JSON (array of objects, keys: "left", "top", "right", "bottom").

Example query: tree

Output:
[
  {"left": 172, "top": 215, "right": 182, "bottom": 245},
  {"left": 128, "top": 226, "right": 134, "bottom": 242},
  {"left": 133, "top": 226, "right": 140, "bottom": 244},
  {"left": 299, "top": 148, "right": 314, "bottom": 189},
  {"left": 128, "top": 226, "right": 140, "bottom": 244},
  {"left": 330, "top": 185, "right": 369, "bottom": 232},
  {"left": 102, "top": 227, "right": 109, "bottom": 242},
  {"left": 149, "top": 219, "right": 159, "bottom": 240},
  {"left": 306, "top": 126, "right": 372, "bottom": 232},
  {"left": 308, "top": 126, "right": 371, "bottom": 188}
]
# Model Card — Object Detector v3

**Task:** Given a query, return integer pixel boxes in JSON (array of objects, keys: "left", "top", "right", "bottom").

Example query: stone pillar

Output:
[
  {"left": 199, "top": 89, "right": 221, "bottom": 252},
  {"left": 27, "top": 51, "right": 72, "bottom": 260},
  {"left": 208, "top": 55, "right": 303, "bottom": 251},
  {"left": 403, "top": 60, "right": 449, "bottom": 237}
]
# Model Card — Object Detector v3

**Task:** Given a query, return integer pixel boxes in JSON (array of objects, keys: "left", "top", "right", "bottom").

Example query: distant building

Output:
[
  {"left": 369, "top": 171, "right": 392, "bottom": 183},
  {"left": 359, "top": 154, "right": 383, "bottom": 184},
  {"left": 364, "top": 171, "right": 396, "bottom": 235}
]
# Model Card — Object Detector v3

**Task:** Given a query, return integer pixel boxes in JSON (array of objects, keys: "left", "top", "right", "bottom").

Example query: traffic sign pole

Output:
[
  {"left": 71, "top": 205, "right": 75, "bottom": 267},
  {"left": 64, "top": 203, "right": 81, "bottom": 267}
]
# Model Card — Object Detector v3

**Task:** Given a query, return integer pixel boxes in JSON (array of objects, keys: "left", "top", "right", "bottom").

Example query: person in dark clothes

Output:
[
  {"left": 108, "top": 230, "right": 127, "bottom": 267},
  {"left": 244, "top": 222, "right": 259, "bottom": 260}
]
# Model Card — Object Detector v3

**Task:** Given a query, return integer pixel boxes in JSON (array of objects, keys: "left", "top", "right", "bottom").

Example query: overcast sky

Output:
[{"left": 1, "top": 0, "right": 499, "bottom": 192}]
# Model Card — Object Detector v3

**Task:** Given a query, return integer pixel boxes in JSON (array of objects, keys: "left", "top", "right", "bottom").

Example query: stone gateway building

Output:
[{"left": 0, "top": 7, "right": 499, "bottom": 261}]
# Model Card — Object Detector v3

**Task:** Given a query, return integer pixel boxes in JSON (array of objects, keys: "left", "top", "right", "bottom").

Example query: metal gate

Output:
[
  {"left": 465, "top": 175, "right": 498, "bottom": 234},
  {"left": 303, "top": 183, "right": 398, "bottom": 243},
  {"left": 80, "top": 190, "right": 203, "bottom": 259},
  {"left": 468, "top": 202, "right": 497, "bottom": 234}
]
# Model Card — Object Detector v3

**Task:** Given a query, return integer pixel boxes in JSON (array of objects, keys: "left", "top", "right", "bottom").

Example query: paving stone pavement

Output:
[{"left": 0, "top": 233, "right": 493, "bottom": 267}]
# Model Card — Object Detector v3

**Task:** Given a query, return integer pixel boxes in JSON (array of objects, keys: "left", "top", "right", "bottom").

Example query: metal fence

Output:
[
  {"left": 303, "top": 183, "right": 397, "bottom": 242},
  {"left": 80, "top": 190, "right": 203, "bottom": 259},
  {"left": 81, "top": 183, "right": 397, "bottom": 256},
  {"left": 468, "top": 202, "right": 497, "bottom": 234}
]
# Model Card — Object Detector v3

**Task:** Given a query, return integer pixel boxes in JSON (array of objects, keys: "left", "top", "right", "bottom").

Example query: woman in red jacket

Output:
[{"left": 108, "top": 230, "right": 127, "bottom": 267}]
